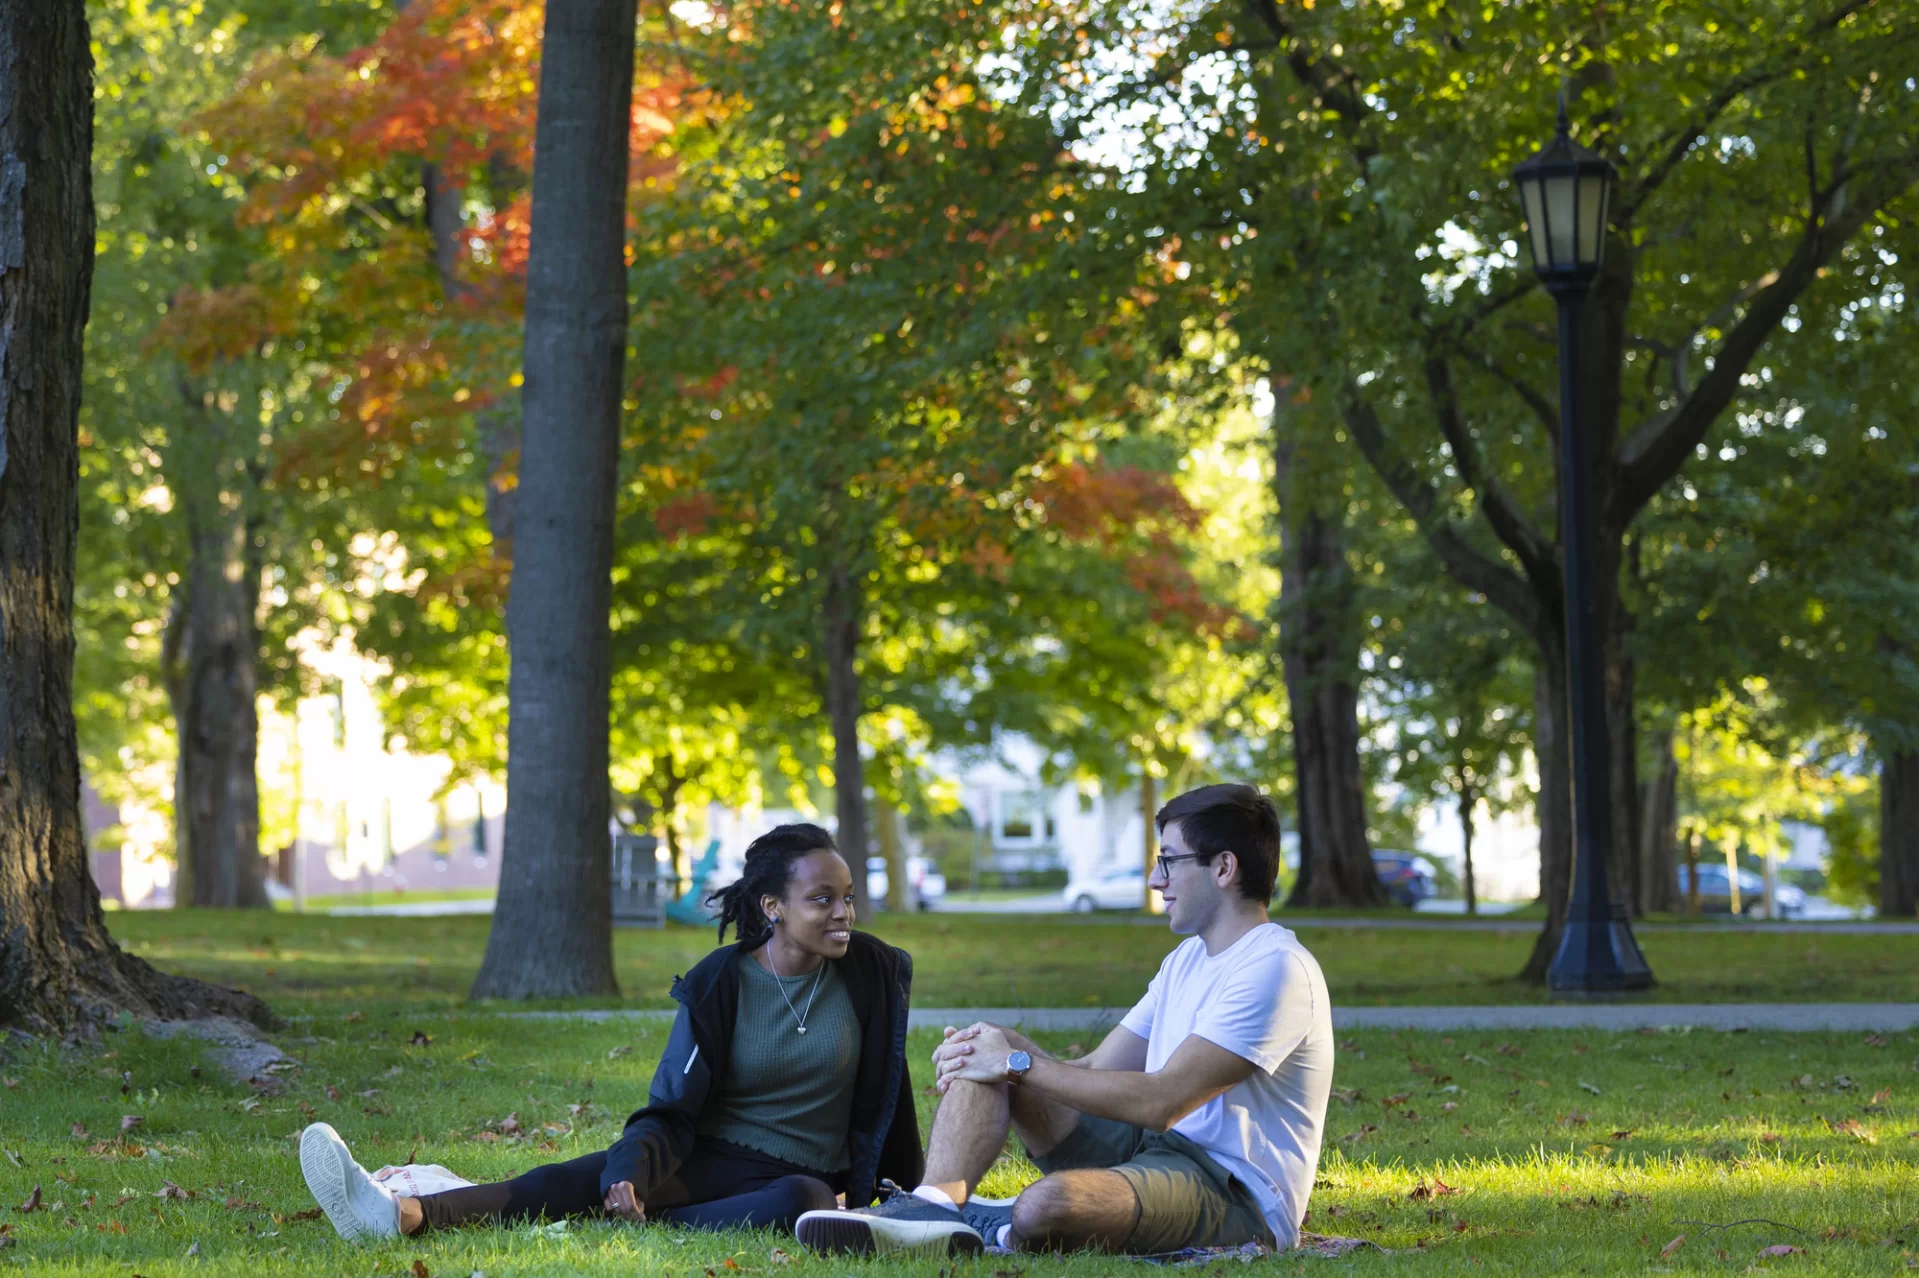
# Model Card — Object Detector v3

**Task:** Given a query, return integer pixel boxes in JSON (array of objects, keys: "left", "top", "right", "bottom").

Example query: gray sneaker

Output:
[
  {"left": 961, "top": 1194, "right": 1015, "bottom": 1248},
  {"left": 795, "top": 1188, "right": 984, "bottom": 1256},
  {"left": 299, "top": 1123, "right": 399, "bottom": 1242}
]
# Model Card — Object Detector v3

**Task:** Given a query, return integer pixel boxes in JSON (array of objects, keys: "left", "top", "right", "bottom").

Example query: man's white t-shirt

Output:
[{"left": 1119, "top": 922, "right": 1333, "bottom": 1249}]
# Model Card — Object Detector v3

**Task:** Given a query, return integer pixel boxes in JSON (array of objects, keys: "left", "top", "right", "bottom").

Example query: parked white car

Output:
[
  {"left": 1063, "top": 866, "right": 1147, "bottom": 913},
  {"left": 866, "top": 855, "right": 947, "bottom": 910}
]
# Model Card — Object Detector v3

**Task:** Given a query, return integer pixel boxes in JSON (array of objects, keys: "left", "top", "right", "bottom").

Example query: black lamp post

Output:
[{"left": 1511, "top": 98, "right": 1654, "bottom": 994}]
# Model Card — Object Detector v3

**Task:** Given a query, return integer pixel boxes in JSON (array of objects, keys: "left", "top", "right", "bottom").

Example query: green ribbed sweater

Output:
[{"left": 694, "top": 951, "right": 861, "bottom": 1173}]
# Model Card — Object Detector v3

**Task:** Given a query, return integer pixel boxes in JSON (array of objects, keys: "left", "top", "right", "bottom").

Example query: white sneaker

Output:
[{"left": 300, "top": 1123, "right": 399, "bottom": 1242}]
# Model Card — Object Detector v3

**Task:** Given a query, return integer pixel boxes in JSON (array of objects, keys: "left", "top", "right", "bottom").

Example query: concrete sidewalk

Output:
[{"left": 506, "top": 1003, "right": 1919, "bottom": 1033}]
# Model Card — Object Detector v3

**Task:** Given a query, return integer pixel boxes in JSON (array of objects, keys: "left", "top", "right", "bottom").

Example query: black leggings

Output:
[{"left": 414, "top": 1139, "right": 844, "bottom": 1233}]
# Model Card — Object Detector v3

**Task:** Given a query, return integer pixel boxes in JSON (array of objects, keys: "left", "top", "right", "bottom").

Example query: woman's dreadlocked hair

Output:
[{"left": 706, "top": 822, "right": 840, "bottom": 944}]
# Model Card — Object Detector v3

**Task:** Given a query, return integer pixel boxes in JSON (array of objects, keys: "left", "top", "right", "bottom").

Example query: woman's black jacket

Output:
[{"left": 598, "top": 930, "right": 924, "bottom": 1208}]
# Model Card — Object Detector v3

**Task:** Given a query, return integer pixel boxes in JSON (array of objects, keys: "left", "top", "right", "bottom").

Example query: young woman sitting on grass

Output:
[{"left": 297, "top": 823, "right": 925, "bottom": 1241}]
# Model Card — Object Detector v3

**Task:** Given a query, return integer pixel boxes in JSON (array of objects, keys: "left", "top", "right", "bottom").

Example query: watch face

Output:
[{"left": 1008, "top": 1050, "right": 1032, "bottom": 1074}]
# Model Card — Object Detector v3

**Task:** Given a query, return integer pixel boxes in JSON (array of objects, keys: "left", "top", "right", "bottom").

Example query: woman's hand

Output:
[{"left": 603, "top": 1181, "right": 647, "bottom": 1223}]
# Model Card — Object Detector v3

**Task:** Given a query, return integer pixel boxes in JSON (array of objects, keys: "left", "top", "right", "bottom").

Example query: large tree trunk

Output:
[
  {"left": 162, "top": 512, "right": 268, "bottom": 908},
  {"left": 1638, "top": 727, "right": 1680, "bottom": 914},
  {"left": 1521, "top": 654, "right": 1573, "bottom": 982},
  {"left": 822, "top": 561, "right": 872, "bottom": 919},
  {"left": 1882, "top": 749, "right": 1919, "bottom": 921},
  {"left": 1272, "top": 391, "right": 1386, "bottom": 909},
  {"left": 0, "top": 0, "right": 271, "bottom": 1034},
  {"left": 470, "top": 0, "right": 637, "bottom": 1000}
]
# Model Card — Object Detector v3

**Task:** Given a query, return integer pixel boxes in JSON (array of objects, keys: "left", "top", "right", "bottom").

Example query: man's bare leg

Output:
[
  {"left": 1007, "top": 1170, "right": 1139, "bottom": 1253},
  {"left": 920, "top": 1079, "right": 1082, "bottom": 1206}
]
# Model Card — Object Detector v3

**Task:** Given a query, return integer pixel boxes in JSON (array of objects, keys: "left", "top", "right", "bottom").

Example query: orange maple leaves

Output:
[{"left": 171, "top": 0, "right": 700, "bottom": 484}]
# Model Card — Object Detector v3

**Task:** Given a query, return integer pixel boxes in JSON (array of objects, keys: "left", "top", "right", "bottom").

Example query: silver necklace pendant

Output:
[{"left": 767, "top": 943, "right": 824, "bottom": 1035}]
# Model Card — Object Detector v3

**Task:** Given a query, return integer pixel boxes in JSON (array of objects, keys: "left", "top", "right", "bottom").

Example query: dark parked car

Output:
[
  {"left": 1372, "top": 851, "right": 1437, "bottom": 908},
  {"left": 1676, "top": 864, "right": 1805, "bottom": 918}
]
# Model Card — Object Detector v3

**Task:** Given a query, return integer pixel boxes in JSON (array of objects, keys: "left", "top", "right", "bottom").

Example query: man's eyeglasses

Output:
[{"left": 1154, "top": 852, "right": 1215, "bottom": 878}]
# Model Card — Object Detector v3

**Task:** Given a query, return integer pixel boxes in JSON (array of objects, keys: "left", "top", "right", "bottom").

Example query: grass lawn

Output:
[
  {"left": 98, "top": 909, "right": 1919, "bottom": 1010},
  {"left": 3, "top": 913, "right": 1914, "bottom": 1275},
  {"left": 3, "top": 996, "right": 1916, "bottom": 1276}
]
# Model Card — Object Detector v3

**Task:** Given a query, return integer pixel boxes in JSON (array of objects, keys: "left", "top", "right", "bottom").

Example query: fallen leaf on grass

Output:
[
  {"left": 1757, "top": 1244, "right": 1804, "bottom": 1257},
  {"left": 607, "top": 1045, "right": 633, "bottom": 1060},
  {"left": 409, "top": 1032, "right": 432, "bottom": 1048},
  {"left": 1382, "top": 1093, "right": 1409, "bottom": 1109},
  {"left": 411, "top": 1260, "right": 431, "bottom": 1278},
  {"left": 1578, "top": 1080, "right": 1602, "bottom": 1095},
  {"left": 224, "top": 1196, "right": 263, "bottom": 1211},
  {"left": 1611, "top": 1129, "right": 1635, "bottom": 1141},
  {"left": 1339, "top": 1125, "right": 1378, "bottom": 1145},
  {"left": 1556, "top": 1111, "right": 1589, "bottom": 1127},
  {"left": 70, "top": 1123, "right": 89, "bottom": 1141},
  {"left": 345, "top": 1011, "right": 364, "bottom": 1023},
  {"left": 769, "top": 1248, "right": 794, "bottom": 1265},
  {"left": 498, "top": 1114, "right": 521, "bottom": 1136},
  {"left": 15, "top": 1187, "right": 42, "bottom": 1214},
  {"left": 1869, "top": 1089, "right": 1893, "bottom": 1107},
  {"left": 1659, "top": 1235, "right": 1686, "bottom": 1258},
  {"left": 1826, "top": 1117, "right": 1877, "bottom": 1144},
  {"left": 1409, "top": 1178, "right": 1456, "bottom": 1201},
  {"left": 98, "top": 1219, "right": 128, "bottom": 1235},
  {"left": 1459, "top": 1125, "right": 1477, "bottom": 1136},
  {"left": 186, "top": 1241, "right": 200, "bottom": 1256},
  {"left": 1759, "top": 1132, "right": 1782, "bottom": 1144},
  {"left": 1, "top": 1078, "right": 17, "bottom": 1088},
  {"left": 324, "top": 1086, "right": 342, "bottom": 1102},
  {"left": 1440, "top": 1102, "right": 1458, "bottom": 1112},
  {"left": 120, "top": 1115, "right": 143, "bottom": 1134},
  {"left": 3, "top": 1150, "right": 18, "bottom": 1169},
  {"left": 1865, "top": 1034, "right": 1888, "bottom": 1048}
]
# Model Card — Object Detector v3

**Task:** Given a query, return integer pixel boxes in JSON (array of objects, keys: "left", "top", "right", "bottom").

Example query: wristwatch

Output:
[{"left": 1005, "top": 1050, "right": 1033, "bottom": 1082}]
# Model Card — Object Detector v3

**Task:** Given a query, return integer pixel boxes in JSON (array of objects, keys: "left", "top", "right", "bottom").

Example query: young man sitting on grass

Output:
[{"left": 793, "top": 783, "right": 1333, "bottom": 1258}]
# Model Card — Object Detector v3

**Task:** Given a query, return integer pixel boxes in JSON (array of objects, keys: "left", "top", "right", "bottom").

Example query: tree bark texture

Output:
[
  {"left": 1605, "top": 619, "right": 1641, "bottom": 917},
  {"left": 1272, "top": 392, "right": 1386, "bottom": 909},
  {"left": 470, "top": 0, "right": 637, "bottom": 1000},
  {"left": 0, "top": 0, "right": 271, "bottom": 1033},
  {"left": 822, "top": 562, "right": 872, "bottom": 920},
  {"left": 1140, "top": 767, "right": 1160, "bottom": 912},
  {"left": 1637, "top": 728, "right": 1680, "bottom": 914},
  {"left": 161, "top": 511, "right": 268, "bottom": 908},
  {"left": 1458, "top": 782, "right": 1478, "bottom": 915},
  {"left": 1882, "top": 750, "right": 1919, "bottom": 921},
  {"left": 1520, "top": 656, "right": 1573, "bottom": 982}
]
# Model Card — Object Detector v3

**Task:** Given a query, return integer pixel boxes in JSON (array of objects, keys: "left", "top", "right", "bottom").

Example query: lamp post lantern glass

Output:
[{"left": 1512, "top": 100, "right": 1654, "bottom": 994}]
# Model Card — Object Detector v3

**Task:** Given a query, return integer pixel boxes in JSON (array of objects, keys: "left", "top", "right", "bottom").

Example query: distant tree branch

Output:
[
  {"left": 1454, "top": 338, "right": 1560, "bottom": 444},
  {"left": 1242, "top": 0, "right": 1379, "bottom": 165},
  {"left": 1615, "top": 0, "right": 1879, "bottom": 224},
  {"left": 1422, "top": 353, "right": 1558, "bottom": 591},
  {"left": 1617, "top": 150, "right": 1919, "bottom": 513},
  {"left": 1339, "top": 382, "right": 1545, "bottom": 640}
]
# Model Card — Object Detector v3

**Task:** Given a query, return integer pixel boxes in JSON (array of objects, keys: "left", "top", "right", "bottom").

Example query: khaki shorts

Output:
[{"left": 1028, "top": 1112, "right": 1273, "bottom": 1255}]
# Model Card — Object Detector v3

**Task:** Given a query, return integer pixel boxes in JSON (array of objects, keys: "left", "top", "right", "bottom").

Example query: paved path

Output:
[
  {"left": 326, "top": 898, "right": 495, "bottom": 917},
  {"left": 506, "top": 1003, "right": 1919, "bottom": 1033}
]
